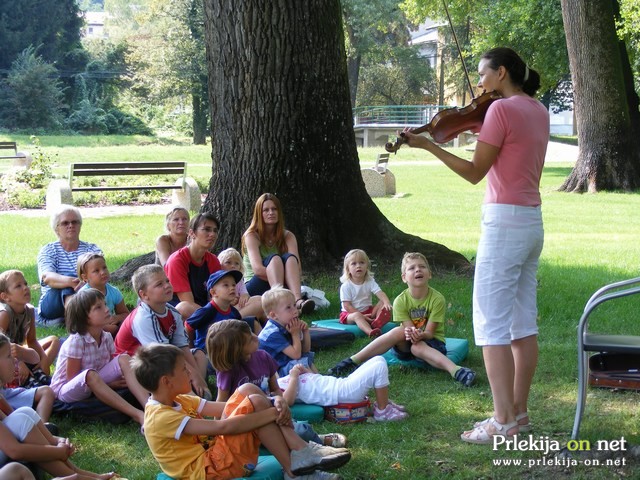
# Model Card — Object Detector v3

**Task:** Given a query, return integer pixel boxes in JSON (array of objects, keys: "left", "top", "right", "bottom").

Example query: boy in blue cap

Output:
[{"left": 186, "top": 270, "right": 261, "bottom": 352}]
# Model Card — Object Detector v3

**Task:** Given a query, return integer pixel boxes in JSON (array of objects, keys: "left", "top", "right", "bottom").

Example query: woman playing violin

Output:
[{"left": 401, "top": 47, "right": 549, "bottom": 445}]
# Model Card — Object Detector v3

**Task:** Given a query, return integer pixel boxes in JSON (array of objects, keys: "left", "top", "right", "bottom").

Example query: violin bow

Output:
[{"left": 442, "top": 1, "right": 475, "bottom": 100}]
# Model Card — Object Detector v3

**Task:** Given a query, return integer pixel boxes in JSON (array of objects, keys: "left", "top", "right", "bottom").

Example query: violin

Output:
[{"left": 385, "top": 90, "right": 501, "bottom": 153}]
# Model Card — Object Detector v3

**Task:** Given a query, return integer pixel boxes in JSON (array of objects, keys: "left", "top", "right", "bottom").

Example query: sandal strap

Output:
[{"left": 490, "top": 417, "right": 519, "bottom": 434}]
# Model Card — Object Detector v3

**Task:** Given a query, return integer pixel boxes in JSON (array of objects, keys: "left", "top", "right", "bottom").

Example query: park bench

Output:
[
  {"left": 360, "top": 152, "right": 396, "bottom": 197},
  {"left": 46, "top": 161, "right": 201, "bottom": 211},
  {"left": 0, "top": 142, "right": 18, "bottom": 159},
  {"left": 0, "top": 141, "right": 32, "bottom": 170}
]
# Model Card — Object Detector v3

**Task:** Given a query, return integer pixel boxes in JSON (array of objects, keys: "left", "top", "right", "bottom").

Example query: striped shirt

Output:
[{"left": 37, "top": 241, "right": 101, "bottom": 298}]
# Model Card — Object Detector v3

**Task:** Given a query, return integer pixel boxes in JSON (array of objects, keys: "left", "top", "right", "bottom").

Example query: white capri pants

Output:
[
  {"left": 473, "top": 203, "right": 544, "bottom": 346},
  {"left": 335, "top": 355, "right": 389, "bottom": 403}
]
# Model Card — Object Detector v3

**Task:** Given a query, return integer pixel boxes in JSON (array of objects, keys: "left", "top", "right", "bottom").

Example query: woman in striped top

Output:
[{"left": 36, "top": 205, "right": 101, "bottom": 326}]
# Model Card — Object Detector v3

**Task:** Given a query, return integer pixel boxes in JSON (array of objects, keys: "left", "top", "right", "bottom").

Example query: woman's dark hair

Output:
[
  {"left": 481, "top": 47, "right": 541, "bottom": 97},
  {"left": 189, "top": 212, "right": 220, "bottom": 233}
]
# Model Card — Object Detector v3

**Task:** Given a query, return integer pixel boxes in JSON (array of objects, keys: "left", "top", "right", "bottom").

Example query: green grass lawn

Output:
[{"left": 1, "top": 137, "right": 639, "bottom": 479}]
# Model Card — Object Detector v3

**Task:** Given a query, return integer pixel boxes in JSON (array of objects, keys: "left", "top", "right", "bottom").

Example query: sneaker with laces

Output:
[
  {"left": 319, "top": 433, "right": 347, "bottom": 448},
  {"left": 290, "top": 443, "right": 351, "bottom": 475},
  {"left": 327, "top": 358, "right": 357, "bottom": 377},
  {"left": 454, "top": 367, "right": 476, "bottom": 387},
  {"left": 284, "top": 471, "right": 342, "bottom": 480},
  {"left": 373, "top": 403, "right": 408, "bottom": 421}
]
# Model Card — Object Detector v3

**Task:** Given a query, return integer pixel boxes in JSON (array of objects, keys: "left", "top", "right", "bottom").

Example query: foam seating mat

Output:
[
  {"left": 382, "top": 337, "right": 469, "bottom": 368},
  {"left": 311, "top": 319, "right": 395, "bottom": 337},
  {"left": 156, "top": 455, "right": 283, "bottom": 480},
  {"left": 308, "top": 326, "right": 355, "bottom": 350},
  {"left": 52, "top": 388, "right": 140, "bottom": 424},
  {"left": 290, "top": 403, "right": 324, "bottom": 423}
]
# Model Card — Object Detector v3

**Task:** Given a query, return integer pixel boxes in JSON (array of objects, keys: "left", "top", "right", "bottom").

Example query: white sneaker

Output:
[{"left": 290, "top": 443, "right": 351, "bottom": 476}]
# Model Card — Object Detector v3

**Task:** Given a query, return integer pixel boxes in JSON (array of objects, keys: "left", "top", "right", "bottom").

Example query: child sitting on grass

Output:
[
  {"left": 0, "top": 332, "right": 56, "bottom": 424},
  {"left": 0, "top": 269, "right": 60, "bottom": 387},
  {"left": 1, "top": 332, "right": 116, "bottom": 478},
  {"left": 339, "top": 249, "right": 392, "bottom": 338},
  {"left": 218, "top": 248, "right": 265, "bottom": 322},
  {"left": 132, "top": 343, "right": 351, "bottom": 480},
  {"left": 210, "top": 319, "right": 406, "bottom": 424},
  {"left": 329, "top": 253, "right": 476, "bottom": 388},
  {"left": 77, "top": 253, "right": 129, "bottom": 337},
  {"left": 208, "top": 319, "right": 347, "bottom": 446},
  {"left": 186, "top": 270, "right": 260, "bottom": 353},
  {"left": 50, "top": 289, "right": 150, "bottom": 426},
  {"left": 0, "top": 406, "right": 116, "bottom": 479},
  {"left": 114, "top": 264, "right": 211, "bottom": 400},
  {"left": 258, "top": 287, "right": 317, "bottom": 376}
]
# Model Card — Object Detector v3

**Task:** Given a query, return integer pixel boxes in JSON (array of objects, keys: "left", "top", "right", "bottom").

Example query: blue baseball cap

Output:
[{"left": 206, "top": 270, "right": 243, "bottom": 291}]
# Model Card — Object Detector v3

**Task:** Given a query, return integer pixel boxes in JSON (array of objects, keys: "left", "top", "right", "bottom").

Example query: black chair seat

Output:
[{"left": 584, "top": 334, "right": 640, "bottom": 353}]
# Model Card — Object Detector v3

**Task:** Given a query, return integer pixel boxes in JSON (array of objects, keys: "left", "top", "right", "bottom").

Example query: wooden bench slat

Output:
[
  {"left": 72, "top": 168, "right": 186, "bottom": 176},
  {"left": 72, "top": 185, "right": 184, "bottom": 192},
  {"left": 71, "top": 161, "right": 186, "bottom": 170}
]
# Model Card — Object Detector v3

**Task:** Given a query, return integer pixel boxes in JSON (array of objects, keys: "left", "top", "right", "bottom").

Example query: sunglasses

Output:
[{"left": 59, "top": 220, "right": 81, "bottom": 227}]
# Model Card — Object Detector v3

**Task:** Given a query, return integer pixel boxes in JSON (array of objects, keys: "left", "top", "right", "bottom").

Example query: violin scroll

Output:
[{"left": 384, "top": 132, "right": 408, "bottom": 154}]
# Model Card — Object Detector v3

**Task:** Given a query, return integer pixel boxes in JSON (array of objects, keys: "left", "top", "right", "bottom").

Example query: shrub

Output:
[
  {"left": 0, "top": 46, "right": 66, "bottom": 130},
  {"left": 5, "top": 185, "right": 45, "bottom": 209}
]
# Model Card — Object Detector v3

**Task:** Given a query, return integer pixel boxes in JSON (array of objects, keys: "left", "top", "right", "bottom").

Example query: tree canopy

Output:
[{"left": 0, "top": 0, "right": 85, "bottom": 74}]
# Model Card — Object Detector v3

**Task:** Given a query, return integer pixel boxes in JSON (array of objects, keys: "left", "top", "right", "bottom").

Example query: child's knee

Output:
[
  {"left": 84, "top": 369, "right": 101, "bottom": 386},
  {"left": 192, "top": 349, "right": 207, "bottom": 362},
  {"left": 35, "top": 386, "right": 55, "bottom": 403},
  {"left": 237, "top": 383, "right": 262, "bottom": 396}
]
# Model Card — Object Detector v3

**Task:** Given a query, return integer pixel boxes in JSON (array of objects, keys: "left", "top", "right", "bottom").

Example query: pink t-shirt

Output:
[{"left": 478, "top": 95, "right": 549, "bottom": 206}]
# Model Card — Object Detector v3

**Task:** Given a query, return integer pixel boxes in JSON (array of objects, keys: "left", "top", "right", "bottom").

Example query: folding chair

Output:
[{"left": 572, "top": 277, "right": 640, "bottom": 439}]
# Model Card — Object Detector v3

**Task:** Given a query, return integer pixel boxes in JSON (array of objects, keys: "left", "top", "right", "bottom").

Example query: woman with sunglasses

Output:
[{"left": 37, "top": 205, "right": 102, "bottom": 326}]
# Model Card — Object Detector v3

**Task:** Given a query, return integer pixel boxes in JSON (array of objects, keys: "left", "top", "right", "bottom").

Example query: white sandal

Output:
[
  {"left": 473, "top": 412, "right": 531, "bottom": 433},
  {"left": 461, "top": 417, "right": 519, "bottom": 445}
]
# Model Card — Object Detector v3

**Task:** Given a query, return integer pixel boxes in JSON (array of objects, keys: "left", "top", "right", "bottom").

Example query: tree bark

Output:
[
  {"left": 201, "top": 0, "right": 469, "bottom": 273},
  {"left": 111, "top": 251, "right": 155, "bottom": 286},
  {"left": 192, "top": 91, "right": 208, "bottom": 145},
  {"left": 347, "top": 54, "right": 361, "bottom": 109},
  {"left": 559, "top": 0, "right": 640, "bottom": 192}
]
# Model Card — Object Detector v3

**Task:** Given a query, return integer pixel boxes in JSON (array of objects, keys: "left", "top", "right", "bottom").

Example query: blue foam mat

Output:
[
  {"left": 311, "top": 318, "right": 396, "bottom": 337},
  {"left": 290, "top": 403, "right": 324, "bottom": 423},
  {"left": 382, "top": 337, "right": 469, "bottom": 368},
  {"left": 157, "top": 455, "right": 283, "bottom": 480}
]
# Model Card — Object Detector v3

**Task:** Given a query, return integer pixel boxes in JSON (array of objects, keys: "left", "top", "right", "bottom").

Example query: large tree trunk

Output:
[
  {"left": 559, "top": 0, "right": 640, "bottom": 192},
  {"left": 201, "top": 0, "right": 469, "bottom": 273}
]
